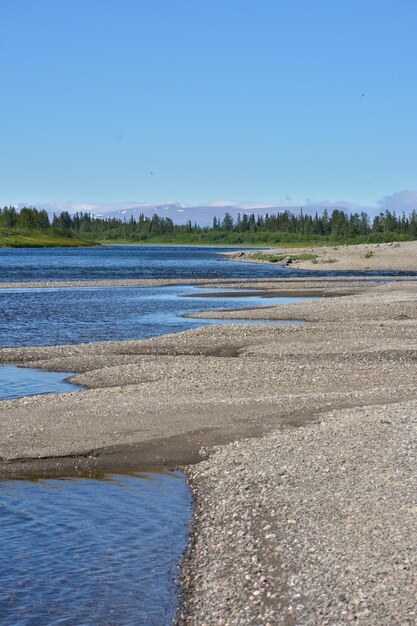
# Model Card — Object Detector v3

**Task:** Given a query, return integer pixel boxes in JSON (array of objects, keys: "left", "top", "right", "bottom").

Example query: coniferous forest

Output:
[{"left": 1, "top": 204, "right": 417, "bottom": 247}]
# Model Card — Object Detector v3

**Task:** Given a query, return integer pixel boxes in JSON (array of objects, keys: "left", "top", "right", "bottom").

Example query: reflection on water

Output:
[
  {"left": 0, "top": 365, "right": 81, "bottom": 401},
  {"left": 0, "top": 471, "right": 192, "bottom": 626}
]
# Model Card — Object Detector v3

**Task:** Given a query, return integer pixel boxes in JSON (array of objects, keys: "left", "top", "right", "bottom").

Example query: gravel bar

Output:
[
  {"left": 179, "top": 400, "right": 416, "bottom": 625},
  {"left": 0, "top": 272, "right": 416, "bottom": 624}
]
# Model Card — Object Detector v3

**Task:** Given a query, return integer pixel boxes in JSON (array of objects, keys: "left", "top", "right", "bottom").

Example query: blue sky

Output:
[{"left": 1, "top": 0, "right": 416, "bottom": 214}]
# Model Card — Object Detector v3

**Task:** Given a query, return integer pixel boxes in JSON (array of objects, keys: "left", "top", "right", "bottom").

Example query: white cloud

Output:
[
  {"left": 207, "top": 199, "right": 279, "bottom": 210},
  {"left": 377, "top": 190, "right": 417, "bottom": 213},
  {"left": 6, "top": 191, "right": 417, "bottom": 225},
  {"left": 303, "top": 198, "right": 374, "bottom": 215}
]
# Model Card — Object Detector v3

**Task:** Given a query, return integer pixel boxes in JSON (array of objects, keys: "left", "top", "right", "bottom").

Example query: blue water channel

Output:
[
  {"left": 0, "top": 285, "right": 307, "bottom": 349},
  {"left": 0, "top": 365, "right": 81, "bottom": 401},
  {"left": 0, "top": 244, "right": 405, "bottom": 283},
  {"left": 0, "top": 244, "right": 299, "bottom": 282},
  {"left": 0, "top": 471, "right": 192, "bottom": 626}
]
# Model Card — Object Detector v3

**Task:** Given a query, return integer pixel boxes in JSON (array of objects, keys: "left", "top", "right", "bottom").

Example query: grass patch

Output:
[
  {"left": 252, "top": 252, "right": 318, "bottom": 263},
  {"left": 364, "top": 250, "right": 375, "bottom": 259},
  {"left": 0, "top": 230, "right": 98, "bottom": 248}
]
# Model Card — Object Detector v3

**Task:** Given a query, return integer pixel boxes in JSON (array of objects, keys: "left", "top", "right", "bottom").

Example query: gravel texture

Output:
[
  {"left": 0, "top": 278, "right": 216, "bottom": 289},
  {"left": 179, "top": 400, "right": 416, "bottom": 625},
  {"left": 0, "top": 276, "right": 384, "bottom": 290},
  {"left": 0, "top": 271, "right": 416, "bottom": 623}
]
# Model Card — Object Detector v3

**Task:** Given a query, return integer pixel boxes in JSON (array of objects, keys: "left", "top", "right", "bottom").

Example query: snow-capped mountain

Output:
[
  {"left": 14, "top": 198, "right": 380, "bottom": 226},
  {"left": 77, "top": 202, "right": 301, "bottom": 226}
]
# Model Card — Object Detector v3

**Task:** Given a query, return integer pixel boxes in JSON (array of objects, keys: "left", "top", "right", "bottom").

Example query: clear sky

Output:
[{"left": 1, "top": 0, "right": 416, "bottom": 211}]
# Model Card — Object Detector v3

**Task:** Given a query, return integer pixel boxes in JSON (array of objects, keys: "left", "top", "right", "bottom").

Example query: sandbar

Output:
[
  {"left": 0, "top": 255, "right": 416, "bottom": 624},
  {"left": 227, "top": 239, "right": 417, "bottom": 272}
]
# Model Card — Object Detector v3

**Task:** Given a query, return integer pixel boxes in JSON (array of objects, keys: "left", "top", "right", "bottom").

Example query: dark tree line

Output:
[
  {"left": 0, "top": 205, "right": 50, "bottom": 230},
  {"left": 2, "top": 205, "right": 417, "bottom": 243}
]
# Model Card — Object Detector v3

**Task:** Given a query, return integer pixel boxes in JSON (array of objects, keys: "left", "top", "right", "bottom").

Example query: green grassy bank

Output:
[
  {"left": 0, "top": 229, "right": 98, "bottom": 248},
  {"left": 0, "top": 227, "right": 414, "bottom": 249},
  {"left": 93, "top": 231, "right": 414, "bottom": 247}
]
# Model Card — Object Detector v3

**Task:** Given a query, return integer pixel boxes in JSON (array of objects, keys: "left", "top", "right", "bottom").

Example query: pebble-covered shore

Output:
[
  {"left": 178, "top": 281, "right": 417, "bottom": 625},
  {"left": 1, "top": 272, "right": 416, "bottom": 623},
  {"left": 179, "top": 399, "right": 416, "bottom": 625}
]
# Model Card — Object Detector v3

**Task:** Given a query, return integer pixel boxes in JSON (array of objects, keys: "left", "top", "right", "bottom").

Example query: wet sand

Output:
[{"left": 1, "top": 266, "right": 416, "bottom": 623}]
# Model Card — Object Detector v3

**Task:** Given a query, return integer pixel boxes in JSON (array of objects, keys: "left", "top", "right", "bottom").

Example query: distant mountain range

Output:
[
  {"left": 92, "top": 202, "right": 302, "bottom": 226},
  {"left": 11, "top": 191, "right": 417, "bottom": 226},
  {"left": 14, "top": 201, "right": 308, "bottom": 226}
]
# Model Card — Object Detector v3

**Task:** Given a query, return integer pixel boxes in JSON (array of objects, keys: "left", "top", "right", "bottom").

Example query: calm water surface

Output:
[
  {"left": 0, "top": 245, "right": 317, "bottom": 349},
  {"left": 0, "top": 471, "right": 192, "bottom": 626},
  {"left": 0, "top": 245, "right": 408, "bottom": 283},
  {"left": 0, "top": 245, "right": 293, "bottom": 282},
  {"left": 0, "top": 285, "right": 308, "bottom": 348},
  {"left": 0, "top": 365, "right": 81, "bottom": 401}
]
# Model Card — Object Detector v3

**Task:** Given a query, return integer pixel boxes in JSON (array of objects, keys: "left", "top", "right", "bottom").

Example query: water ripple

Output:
[{"left": 0, "top": 472, "right": 192, "bottom": 626}]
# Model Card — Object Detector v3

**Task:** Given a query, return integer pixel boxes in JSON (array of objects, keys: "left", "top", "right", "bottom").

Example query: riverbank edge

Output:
[
  {"left": 1, "top": 276, "right": 416, "bottom": 624},
  {"left": 176, "top": 401, "right": 417, "bottom": 625},
  {"left": 0, "top": 278, "right": 413, "bottom": 481},
  {"left": 0, "top": 277, "right": 381, "bottom": 480},
  {"left": 174, "top": 282, "right": 417, "bottom": 624},
  {"left": 225, "top": 239, "right": 417, "bottom": 272}
]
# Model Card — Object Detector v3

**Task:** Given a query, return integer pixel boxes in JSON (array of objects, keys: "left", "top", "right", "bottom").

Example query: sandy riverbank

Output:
[
  {"left": 1, "top": 275, "right": 416, "bottom": 623},
  {"left": 0, "top": 279, "right": 415, "bottom": 474},
  {"left": 227, "top": 239, "right": 417, "bottom": 272}
]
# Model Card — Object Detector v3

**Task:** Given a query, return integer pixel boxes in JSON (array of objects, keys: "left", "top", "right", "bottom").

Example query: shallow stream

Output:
[
  {"left": 0, "top": 284, "right": 307, "bottom": 348},
  {"left": 0, "top": 365, "right": 81, "bottom": 401},
  {"left": 0, "top": 470, "right": 192, "bottom": 625}
]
